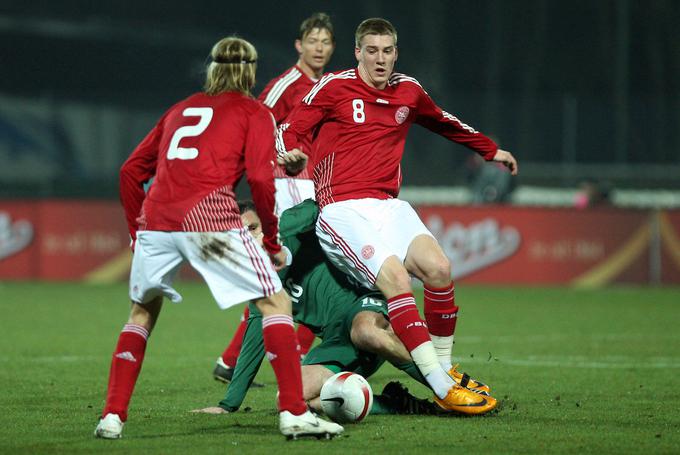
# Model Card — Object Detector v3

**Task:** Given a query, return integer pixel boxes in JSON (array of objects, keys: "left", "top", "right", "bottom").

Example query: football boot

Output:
[
  {"left": 449, "top": 364, "right": 491, "bottom": 394},
  {"left": 94, "top": 413, "right": 123, "bottom": 439},
  {"left": 279, "top": 410, "right": 344, "bottom": 440},
  {"left": 433, "top": 384, "right": 497, "bottom": 415}
]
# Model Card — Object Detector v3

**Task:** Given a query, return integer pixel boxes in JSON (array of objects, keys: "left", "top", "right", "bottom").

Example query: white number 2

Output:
[
  {"left": 352, "top": 99, "right": 365, "bottom": 123},
  {"left": 167, "top": 107, "right": 213, "bottom": 160}
]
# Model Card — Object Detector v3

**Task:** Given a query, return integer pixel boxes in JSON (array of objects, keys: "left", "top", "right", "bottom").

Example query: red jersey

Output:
[
  {"left": 119, "top": 91, "right": 281, "bottom": 254},
  {"left": 278, "top": 69, "right": 498, "bottom": 208},
  {"left": 258, "top": 65, "right": 318, "bottom": 179}
]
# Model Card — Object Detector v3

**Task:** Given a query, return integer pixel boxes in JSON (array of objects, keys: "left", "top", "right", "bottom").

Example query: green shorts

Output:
[{"left": 302, "top": 293, "right": 388, "bottom": 378}]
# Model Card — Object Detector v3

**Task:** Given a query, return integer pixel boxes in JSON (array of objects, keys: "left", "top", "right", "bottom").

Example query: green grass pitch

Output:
[{"left": 1, "top": 282, "right": 679, "bottom": 453}]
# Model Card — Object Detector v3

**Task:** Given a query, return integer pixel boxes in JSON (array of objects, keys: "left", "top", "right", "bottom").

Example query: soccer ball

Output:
[{"left": 320, "top": 372, "right": 373, "bottom": 423}]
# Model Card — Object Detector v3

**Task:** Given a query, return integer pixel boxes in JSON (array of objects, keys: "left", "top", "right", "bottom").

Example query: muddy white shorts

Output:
[
  {"left": 315, "top": 198, "right": 433, "bottom": 289},
  {"left": 274, "top": 178, "right": 315, "bottom": 216},
  {"left": 129, "top": 229, "right": 281, "bottom": 309}
]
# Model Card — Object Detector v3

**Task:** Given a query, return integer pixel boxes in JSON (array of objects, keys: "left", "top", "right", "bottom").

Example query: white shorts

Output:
[
  {"left": 275, "top": 178, "right": 315, "bottom": 216},
  {"left": 315, "top": 198, "right": 433, "bottom": 289},
  {"left": 129, "top": 229, "right": 281, "bottom": 309}
]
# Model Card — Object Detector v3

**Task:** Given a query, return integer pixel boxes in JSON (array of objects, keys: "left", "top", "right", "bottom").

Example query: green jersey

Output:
[{"left": 219, "top": 200, "right": 386, "bottom": 411}]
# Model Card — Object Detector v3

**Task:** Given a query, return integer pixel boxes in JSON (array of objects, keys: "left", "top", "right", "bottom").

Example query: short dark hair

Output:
[
  {"left": 299, "top": 12, "right": 335, "bottom": 42},
  {"left": 237, "top": 199, "right": 256, "bottom": 214}
]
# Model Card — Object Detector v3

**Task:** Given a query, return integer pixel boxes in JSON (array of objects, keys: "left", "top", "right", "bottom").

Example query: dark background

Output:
[{"left": 1, "top": 0, "right": 678, "bottom": 197}]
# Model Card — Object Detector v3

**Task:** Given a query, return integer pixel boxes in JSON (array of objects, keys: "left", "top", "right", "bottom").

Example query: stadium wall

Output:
[{"left": 1, "top": 200, "right": 679, "bottom": 286}]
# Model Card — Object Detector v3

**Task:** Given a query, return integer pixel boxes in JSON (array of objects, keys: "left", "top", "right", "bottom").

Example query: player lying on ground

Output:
[
  {"left": 276, "top": 18, "right": 518, "bottom": 413},
  {"left": 195, "top": 200, "right": 496, "bottom": 417},
  {"left": 213, "top": 13, "right": 336, "bottom": 376},
  {"left": 94, "top": 36, "right": 342, "bottom": 440}
]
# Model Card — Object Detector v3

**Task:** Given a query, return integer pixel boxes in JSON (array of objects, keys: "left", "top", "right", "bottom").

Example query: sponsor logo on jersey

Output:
[
  {"left": 395, "top": 106, "right": 410, "bottom": 125},
  {"left": 0, "top": 212, "right": 33, "bottom": 261},
  {"left": 361, "top": 245, "right": 375, "bottom": 259},
  {"left": 376, "top": 98, "right": 389, "bottom": 104},
  {"left": 426, "top": 216, "right": 521, "bottom": 279}
]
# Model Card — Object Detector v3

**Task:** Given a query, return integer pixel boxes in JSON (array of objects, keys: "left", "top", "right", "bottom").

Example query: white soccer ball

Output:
[{"left": 320, "top": 372, "right": 373, "bottom": 423}]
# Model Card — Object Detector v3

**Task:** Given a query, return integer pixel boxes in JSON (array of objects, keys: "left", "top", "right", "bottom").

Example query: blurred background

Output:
[{"left": 1, "top": 0, "right": 679, "bottom": 284}]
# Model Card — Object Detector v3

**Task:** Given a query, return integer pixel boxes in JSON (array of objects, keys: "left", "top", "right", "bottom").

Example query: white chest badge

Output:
[{"left": 395, "top": 106, "right": 410, "bottom": 125}]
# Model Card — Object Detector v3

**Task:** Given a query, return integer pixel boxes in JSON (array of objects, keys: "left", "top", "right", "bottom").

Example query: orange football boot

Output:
[
  {"left": 449, "top": 364, "right": 491, "bottom": 394},
  {"left": 433, "top": 384, "right": 497, "bottom": 415}
]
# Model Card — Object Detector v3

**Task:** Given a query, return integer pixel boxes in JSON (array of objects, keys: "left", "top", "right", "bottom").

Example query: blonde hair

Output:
[
  {"left": 204, "top": 37, "right": 258, "bottom": 96},
  {"left": 355, "top": 18, "right": 398, "bottom": 48}
]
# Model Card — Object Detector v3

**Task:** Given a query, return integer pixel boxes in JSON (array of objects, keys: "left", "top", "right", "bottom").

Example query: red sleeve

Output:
[
  {"left": 245, "top": 108, "right": 281, "bottom": 255},
  {"left": 276, "top": 77, "right": 332, "bottom": 157},
  {"left": 258, "top": 82, "right": 294, "bottom": 125},
  {"left": 415, "top": 89, "right": 498, "bottom": 160},
  {"left": 119, "top": 121, "right": 162, "bottom": 240}
]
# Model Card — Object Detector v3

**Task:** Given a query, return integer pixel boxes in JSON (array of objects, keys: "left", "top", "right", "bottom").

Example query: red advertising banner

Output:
[
  {"left": 1, "top": 200, "right": 679, "bottom": 285},
  {"left": 416, "top": 206, "right": 679, "bottom": 286},
  {"left": 0, "top": 200, "right": 130, "bottom": 281}
]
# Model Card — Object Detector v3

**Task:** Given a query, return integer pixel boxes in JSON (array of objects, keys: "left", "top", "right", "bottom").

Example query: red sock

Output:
[
  {"left": 296, "top": 324, "right": 316, "bottom": 356},
  {"left": 424, "top": 283, "right": 458, "bottom": 337},
  {"left": 387, "top": 293, "right": 432, "bottom": 352},
  {"left": 221, "top": 306, "right": 250, "bottom": 366},
  {"left": 262, "top": 314, "right": 306, "bottom": 415},
  {"left": 102, "top": 324, "right": 149, "bottom": 422}
]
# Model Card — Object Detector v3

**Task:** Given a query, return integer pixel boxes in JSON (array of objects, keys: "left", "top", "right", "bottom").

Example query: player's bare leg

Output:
[
  {"left": 300, "top": 365, "right": 334, "bottom": 413},
  {"left": 96, "top": 297, "right": 163, "bottom": 439},
  {"left": 374, "top": 256, "right": 458, "bottom": 400},
  {"left": 404, "top": 235, "right": 490, "bottom": 393},
  {"left": 350, "top": 311, "right": 411, "bottom": 364},
  {"left": 404, "top": 235, "right": 456, "bottom": 370},
  {"left": 254, "top": 290, "right": 343, "bottom": 439}
]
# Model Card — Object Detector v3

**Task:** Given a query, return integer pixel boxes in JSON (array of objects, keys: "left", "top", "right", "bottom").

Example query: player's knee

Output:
[
  {"left": 422, "top": 255, "right": 452, "bottom": 286},
  {"left": 254, "top": 290, "right": 291, "bottom": 317},
  {"left": 377, "top": 261, "right": 413, "bottom": 295},
  {"left": 350, "top": 315, "right": 385, "bottom": 353},
  {"left": 301, "top": 365, "right": 332, "bottom": 401}
]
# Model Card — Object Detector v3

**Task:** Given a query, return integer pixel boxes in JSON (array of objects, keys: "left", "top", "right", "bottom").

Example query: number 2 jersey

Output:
[
  {"left": 119, "top": 91, "right": 281, "bottom": 254},
  {"left": 278, "top": 68, "right": 499, "bottom": 208}
]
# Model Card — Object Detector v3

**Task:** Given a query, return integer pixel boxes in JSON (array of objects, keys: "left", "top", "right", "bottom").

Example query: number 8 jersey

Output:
[
  {"left": 120, "top": 91, "right": 281, "bottom": 254},
  {"left": 277, "top": 68, "right": 499, "bottom": 209}
]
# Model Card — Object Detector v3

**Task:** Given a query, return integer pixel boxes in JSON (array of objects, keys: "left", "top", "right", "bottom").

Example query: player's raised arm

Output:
[
  {"left": 245, "top": 109, "right": 281, "bottom": 256},
  {"left": 118, "top": 120, "right": 163, "bottom": 242}
]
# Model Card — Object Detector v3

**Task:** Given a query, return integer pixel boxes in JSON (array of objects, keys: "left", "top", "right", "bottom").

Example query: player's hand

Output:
[
  {"left": 492, "top": 149, "right": 518, "bottom": 176},
  {"left": 269, "top": 249, "right": 288, "bottom": 272},
  {"left": 190, "top": 406, "right": 229, "bottom": 414},
  {"left": 277, "top": 148, "right": 308, "bottom": 175}
]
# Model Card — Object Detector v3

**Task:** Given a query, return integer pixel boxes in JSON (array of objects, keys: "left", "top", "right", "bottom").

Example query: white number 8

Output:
[
  {"left": 167, "top": 107, "right": 214, "bottom": 160},
  {"left": 352, "top": 99, "right": 365, "bottom": 123}
]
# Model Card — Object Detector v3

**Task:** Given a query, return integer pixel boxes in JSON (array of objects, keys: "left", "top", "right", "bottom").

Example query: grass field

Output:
[{"left": 1, "top": 282, "right": 679, "bottom": 454}]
